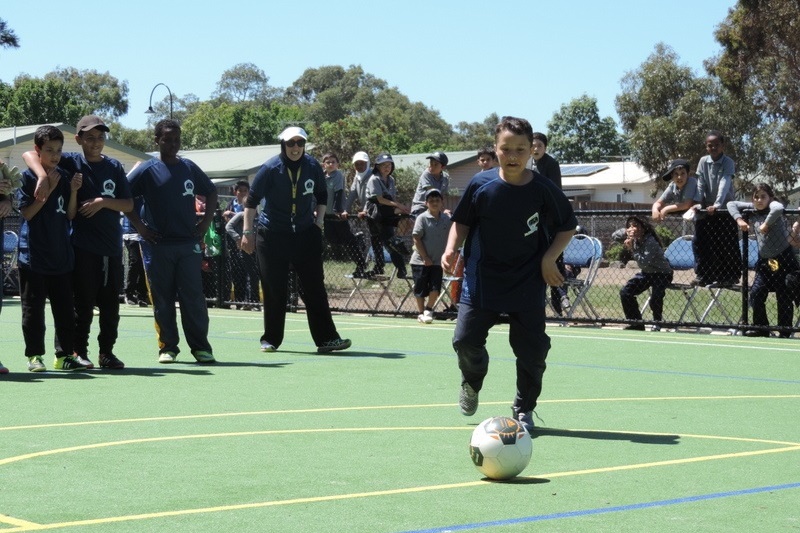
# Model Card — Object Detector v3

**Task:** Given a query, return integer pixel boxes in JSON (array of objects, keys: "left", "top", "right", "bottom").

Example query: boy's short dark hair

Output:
[
  {"left": 495, "top": 116, "right": 534, "bottom": 144},
  {"left": 706, "top": 130, "right": 725, "bottom": 143},
  {"left": 477, "top": 147, "right": 497, "bottom": 160},
  {"left": 154, "top": 118, "right": 181, "bottom": 139},
  {"left": 532, "top": 132, "right": 548, "bottom": 147},
  {"left": 234, "top": 180, "right": 250, "bottom": 191},
  {"left": 321, "top": 152, "right": 339, "bottom": 163},
  {"left": 34, "top": 125, "right": 64, "bottom": 148}
]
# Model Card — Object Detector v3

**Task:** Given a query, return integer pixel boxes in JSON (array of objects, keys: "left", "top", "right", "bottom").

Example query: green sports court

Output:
[{"left": 1, "top": 301, "right": 798, "bottom": 532}]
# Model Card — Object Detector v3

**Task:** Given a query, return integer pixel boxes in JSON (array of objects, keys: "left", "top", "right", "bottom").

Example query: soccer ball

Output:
[{"left": 469, "top": 416, "right": 532, "bottom": 480}]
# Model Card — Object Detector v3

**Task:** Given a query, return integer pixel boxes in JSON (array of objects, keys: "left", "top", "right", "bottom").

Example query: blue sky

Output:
[{"left": 1, "top": 0, "right": 737, "bottom": 134}]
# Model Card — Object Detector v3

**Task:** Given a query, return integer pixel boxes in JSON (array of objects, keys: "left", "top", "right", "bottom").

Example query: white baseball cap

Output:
[
  {"left": 278, "top": 126, "right": 308, "bottom": 141},
  {"left": 352, "top": 151, "right": 370, "bottom": 163}
]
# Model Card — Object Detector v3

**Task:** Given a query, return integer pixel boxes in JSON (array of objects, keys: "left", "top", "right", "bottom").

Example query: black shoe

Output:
[
  {"left": 743, "top": 329, "right": 770, "bottom": 338},
  {"left": 708, "top": 279, "right": 736, "bottom": 288},
  {"left": 689, "top": 277, "right": 708, "bottom": 287},
  {"left": 397, "top": 268, "right": 407, "bottom": 279},
  {"left": 624, "top": 324, "right": 645, "bottom": 331},
  {"left": 352, "top": 270, "right": 368, "bottom": 279}
]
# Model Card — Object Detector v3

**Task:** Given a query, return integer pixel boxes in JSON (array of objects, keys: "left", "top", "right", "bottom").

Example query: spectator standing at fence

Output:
[
  {"left": 619, "top": 216, "right": 673, "bottom": 332},
  {"left": 476, "top": 147, "right": 497, "bottom": 171},
  {"left": 0, "top": 161, "right": 19, "bottom": 374},
  {"left": 410, "top": 189, "right": 451, "bottom": 324},
  {"left": 728, "top": 184, "right": 798, "bottom": 338},
  {"left": 125, "top": 119, "right": 217, "bottom": 365},
  {"left": 17, "top": 126, "right": 86, "bottom": 372},
  {"left": 23, "top": 115, "right": 133, "bottom": 370},
  {"left": 321, "top": 152, "right": 368, "bottom": 278},
  {"left": 531, "top": 132, "right": 562, "bottom": 189},
  {"left": 691, "top": 131, "right": 740, "bottom": 287},
  {"left": 221, "top": 180, "right": 251, "bottom": 305},
  {"left": 240, "top": 126, "right": 351, "bottom": 354},
  {"left": 343, "top": 151, "right": 371, "bottom": 218},
  {"left": 365, "top": 153, "right": 410, "bottom": 279},
  {"left": 225, "top": 210, "right": 261, "bottom": 310},
  {"left": 651, "top": 159, "right": 698, "bottom": 221},
  {"left": 442, "top": 116, "right": 577, "bottom": 434},
  {"left": 410, "top": 152, "right": 450, "bottom": 216}
]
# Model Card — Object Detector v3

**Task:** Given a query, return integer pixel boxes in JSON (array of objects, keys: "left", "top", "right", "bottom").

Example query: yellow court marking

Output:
[
  {"left": 0, "top": 428, "right": 798, "bottom": 532},
  {"left": 2, "top": 395, "right": 799, "bottom": 432}
]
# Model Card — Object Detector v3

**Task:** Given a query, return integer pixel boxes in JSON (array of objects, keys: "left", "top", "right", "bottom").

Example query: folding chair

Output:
[
  {"left": 343, "top": 246, "right": 402, "bottom": 313},
  {"left": 432, "top": 275, "right": 462, "bottom": 312},
  {"left": 562, "top": 235, "right": 603, "bottom": 320},
  {"left": 2, "top": 230, "right": 19, "bottom": 294},
  {"left": 641, "top": 235, "right": 703, "bottom": 324},
  {"left": 698, "top": 237, "right": 757, "bottom": 325}
]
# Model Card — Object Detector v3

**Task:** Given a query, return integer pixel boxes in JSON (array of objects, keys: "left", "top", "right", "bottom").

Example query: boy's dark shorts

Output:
[{"left": 412, "top": 264, "right": 443, "bottom": 298}]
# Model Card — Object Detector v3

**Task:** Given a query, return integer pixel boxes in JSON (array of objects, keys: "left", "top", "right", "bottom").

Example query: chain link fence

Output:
[{"left": 4, "top": 208, "right": 799, "bottom": 336}]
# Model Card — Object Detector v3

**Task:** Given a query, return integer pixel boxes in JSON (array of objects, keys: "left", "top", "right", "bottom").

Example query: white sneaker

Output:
[
  {"left": 260, "top": 341, "right": 276, "bottom": 353},
  {"left": 417, "top": 312, "right": 433, "bottom": 324}
]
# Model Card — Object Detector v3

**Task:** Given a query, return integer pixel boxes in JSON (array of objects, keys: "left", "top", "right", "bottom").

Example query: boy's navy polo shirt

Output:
[
  {"left": 127, "top": 158, "right": 216, "bottom": 245},
  {"left": 248, "top": 154, "right": 327, "bottom": 233},
  {"left": 17, "top": 168, "right": 75, "bottom": 275},
  {"left": 61, "top": 152, "right": 131, "bottom": 256},
  {"left": 452, "top": 168, "right": 577, "bottom": 312}
]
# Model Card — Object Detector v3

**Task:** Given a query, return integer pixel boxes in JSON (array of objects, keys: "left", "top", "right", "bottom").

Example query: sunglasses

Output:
[{"left": 285, "top": 139, "right": 306, "bottom": 148}]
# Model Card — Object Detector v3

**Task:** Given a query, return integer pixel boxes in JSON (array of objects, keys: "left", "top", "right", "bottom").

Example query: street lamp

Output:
[{"left": 145, "top": 83, "right": 174, "bottom": 119}]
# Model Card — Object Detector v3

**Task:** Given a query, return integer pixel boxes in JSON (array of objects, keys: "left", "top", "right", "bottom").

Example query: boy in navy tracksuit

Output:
[
  {"left": 17, "top": 126, "right": 86, "bottom": 372},
  {"left": 125, "top": 119, "right": 217, "bottom": 364},
  {"left": 24, "top": 115, "right": 133, "bottom": 369}
]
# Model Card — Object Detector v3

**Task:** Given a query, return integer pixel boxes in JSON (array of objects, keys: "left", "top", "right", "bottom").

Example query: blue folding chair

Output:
[{"left": 562, "top": 235, "right": 603, "bottom": 320}]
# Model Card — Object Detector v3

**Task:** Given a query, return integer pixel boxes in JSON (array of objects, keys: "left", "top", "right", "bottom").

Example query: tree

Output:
[
  {"left": 180, "top": 101, "right": 304, "bottom": 149},
  {"left": 709, "top": 0, "right": 800, "bottom": 192},
  {"left": 45, "top": 67, "right": 129, "bottom": 120},
  {"left": 616, "top": 43, "right": 761, "bottom": 191},
  {"left": 286, "top": 65, "right": 386, "bottom": 126},
  {"left": 0, "top": 18, "right": 19, "bottom": 49},
  {"left": 451, "top": 114, "right": 499, "bottom": 151},
  {"left": 547, "top": 95, "right": 627, "bottom": 163},
  {"left": 1, "top": 76, "right": 89, "bottom": 126},
  {"left": 212, "top": 62, "right": 279, "bottom": 104}
]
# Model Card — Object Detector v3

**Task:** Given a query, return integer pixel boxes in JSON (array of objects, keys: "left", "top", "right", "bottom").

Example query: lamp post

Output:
[{"left": 145, "top": 83, "right": 174, "bottom": 119}]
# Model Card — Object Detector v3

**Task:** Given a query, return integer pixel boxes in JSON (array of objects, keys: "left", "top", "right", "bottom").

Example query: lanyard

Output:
[{"left": 287, "top": 167, "right": 301, "bottom": 231}]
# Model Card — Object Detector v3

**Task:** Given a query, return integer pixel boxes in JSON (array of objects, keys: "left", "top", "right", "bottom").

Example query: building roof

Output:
[
  {"left": 176, "top": 144, "right": 283, "bottom": 184},
  {"left": 561, "top": 161, "right": 652, "bottom": 188},
  {"left": 0, "top": 124, "right": 153, "bottom": 172}
]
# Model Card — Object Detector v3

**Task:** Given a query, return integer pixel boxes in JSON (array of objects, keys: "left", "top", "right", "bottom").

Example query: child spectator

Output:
[
  {"left": 409, "top": 189, "right": 451, "bottom": 323},
  {"left": 728, "top": 184, "right": 799, "bottom": 338},
  {"left": 476, "top": 147, "right": 497, "bottom": 171},
  {"left": 321, "top": 153, "right": 368, "bottom": 278},
  {"left": 442, "top": 116, "right": 577, "bottom": 434},
  {"left": 125, "top": 119, "right": 217, "bottom": 364},
  {"left": 225, "top": 210, "right": 261, "bottom": 310},
  {"left": 692, "top": 131, "right": 740, "bottom": 287},
  {"left": 17, "top": 126, "right": 86, "bottom": 371},
  {"left": 651, "top": 159, "right": 698, "bottom": 221},
  {"left": 365, "top": 153, "right": 410, "bottom": 278},
  {"left": 23, "top": 115, "right": 133, "bottom": 369},
  {"left": 531, "top": 132, "right": 562, "bottom": 189},
  {"left": 619, "top": 216, "right": 673, "bottom": 331},
  {"left": 343, "top": 151, "right": 371, "bottom": 218},
  {"left": 0, "top": 161, "right": 20, "bottom": 374},
  {"left": 410, "top": 152, "right": 450, "bottom": 216}
]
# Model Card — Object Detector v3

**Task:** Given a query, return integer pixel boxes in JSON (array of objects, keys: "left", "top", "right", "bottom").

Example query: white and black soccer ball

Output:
[{"left": 469, "top": 416, "right": 532, "bottom": 480}]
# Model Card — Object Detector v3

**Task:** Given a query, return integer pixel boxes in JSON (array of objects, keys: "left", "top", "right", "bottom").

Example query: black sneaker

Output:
[
  {"left": 317, "top": 338, "right": 352, "bottom": 354},
  {"left": 99, "top": 353, "right": 125, "bottom": 369},
  {"left": 516, "top": 411, "right": 535, "bottom": 434},
  {"left": 459, "top": 383, "right": 479, "bottom": 416}
]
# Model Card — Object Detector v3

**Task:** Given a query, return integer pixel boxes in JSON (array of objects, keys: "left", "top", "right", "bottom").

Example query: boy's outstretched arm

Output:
[{"left": 541, "top": 229, "right": 575, "bottom": 287}]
